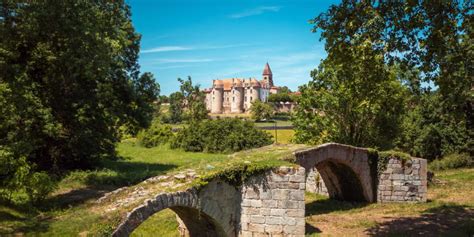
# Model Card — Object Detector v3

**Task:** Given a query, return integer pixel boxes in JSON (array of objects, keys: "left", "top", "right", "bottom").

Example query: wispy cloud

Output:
[
  {"left": 141, "top": 46, "right": 192, "bottom": 53},
  {"left": 229, "top": 6, "right": 281, "bottom": 19},
  {"left": 141, "top": 43, "right": 253, "bottom": 54},
  {"left": 157, "top": 58, "right": 215, "bottom": 63},
  {"left": 140, "top": 58, "right": 216, "bottom": 65}
]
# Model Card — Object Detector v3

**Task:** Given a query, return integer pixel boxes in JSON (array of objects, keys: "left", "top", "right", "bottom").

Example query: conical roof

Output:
[{"left": 262, "top": 62, "right": 272, "bottom": 75}]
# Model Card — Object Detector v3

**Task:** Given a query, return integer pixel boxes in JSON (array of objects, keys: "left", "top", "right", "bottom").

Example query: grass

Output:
[
  {"left": 2, "top": 138, "right": 472, "bottom": 236},
  {"left": 264, "top": 129, "right": 295, "bottom": 144},
  {"left": 0, "top": 141, "right": 306, "bottom": 236},
  {"left": 254, "top": 120, "right": 293, "bottom": 127},
  {"left": 131, "top": 209, "right": 180, "bottom": 237},
  {"left": 305, "top": 168, "right": 474, "bottom": 236}
]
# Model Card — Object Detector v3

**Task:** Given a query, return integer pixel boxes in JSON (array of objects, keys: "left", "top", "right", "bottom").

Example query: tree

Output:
[
  {"left": 0, "top": 0, "right": 158, "bottom": 178},
  {"left": 250, "top": 100, "right": 274, "bottom": 121},
  {"left": 168, "top": 92, "right": 184, "bottom": 124},
  {"left": 178, "top": 76, "right": 207, "bottom": 122},
  {"left": 295, "top": 0, "right": 472, "bottom": 154},
  {"left": 268, "top": 93, "right": 293, "bottom": 103}
]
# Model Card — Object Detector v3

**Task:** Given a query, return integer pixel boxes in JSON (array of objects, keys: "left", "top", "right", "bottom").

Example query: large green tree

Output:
[
  {"left": 294, "top": 0, "right": 472, "bottom": 154},
  {"left": 0, "top": 0, "right": 159, "bottom": 177}
]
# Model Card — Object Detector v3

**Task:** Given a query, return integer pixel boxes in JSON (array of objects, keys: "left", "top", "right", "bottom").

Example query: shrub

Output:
[
  {"left": 250, "top": 100, "right": 274, "bottom": 121},
  {"left": 429, "top": 153, "right": 473, "bottom": 171},
  {"left": 137, "top": 121, "right": 174, "bottom": 148},
  {"left": 25, "top": 172, "right": 56, "bottom": 204},
  {"left": 171, "top": 119, "right": 272, "bottom": 153}
]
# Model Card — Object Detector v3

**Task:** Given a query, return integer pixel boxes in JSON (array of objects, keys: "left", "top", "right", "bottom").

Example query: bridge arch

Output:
[
  {"left": 113, "top": 180, "right": 241, "bottom": 237},
  {"left": 294, "top": 143, "right": 375, "bottom": 202}
]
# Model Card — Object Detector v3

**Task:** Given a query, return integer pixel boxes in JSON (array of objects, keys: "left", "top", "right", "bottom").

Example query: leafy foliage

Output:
[
  {"left": 429, "top": 153, "right": 473, "bottom": 171},
  {"left": 250, "top": 100, "right": 274, "bottom": 121},
  {"left": 171, "top": 119, "right": 273, "bottom": 153},
  {"left": 293, "top": 58, "right": 408, "bottom": 148},
  {"left": 137, "top": 120, "right": 174, "bottom": 148},
  {"left": 178, "top": 76, "right": 208, "bottom": 122},
  {"left": 295, "top": 0, "right": 472, "bottom": 157},
  {"left": 396, "top": 92, "right": 469, "bottom": 160},
  {"left": 0, "top": 1, "right": 158, "bottom": 202},
  {"left": 167, "top": 92, "right": 185, "bottom": 124},
  {"left": 267, "top": 92, "right": 294, "bottom": 103}
]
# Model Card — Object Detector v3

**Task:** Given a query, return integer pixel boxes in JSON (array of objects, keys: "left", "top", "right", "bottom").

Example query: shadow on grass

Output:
[
  {"left": 0, "top": 203, "right": 50, "bottom": 235},
  {"left": 305, "top": 223, "right": 322, "bottom": 235},
  {"left": 306, "top": 198, "right": 368, "bottom": 216},
  {"left": 366, "top": 203, "right": 474, "bottom": 236},
  {"left": 42, "top": 161, "right": 177, "bottom": 211}
]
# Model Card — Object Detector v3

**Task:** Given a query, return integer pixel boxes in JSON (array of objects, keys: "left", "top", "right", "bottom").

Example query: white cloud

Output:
[
  {"left": 141, "top": 46, "right": 192, "bottom": 53},
  {"left": 229, "top": 6, "right": 281, "bottom": 19},
  {"left": 141, "top": 44, "right": 253, "bottom": 54}
]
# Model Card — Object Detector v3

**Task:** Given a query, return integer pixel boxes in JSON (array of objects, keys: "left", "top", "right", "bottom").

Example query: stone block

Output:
[
  {"left": 251, "top": 200, "right": 262, "bottom": 208},
  {"left": 243, "top": 207, "right": 260, "bottom": 215},
  {"left": 287, "top": 209, "right": 305, "bottom": 217},
  {"left": 272, "top": 189, "right": 289, "bottom": 200},
  {"left": 250, "top": 215, "right": 265, "bottom": 224},
  {"left": 245, "top": 189, "right": 259, "bottom": 199},
  {"left": 262, "top": 200, "right": 278, "bottom": 208},
  {"left": 248, "top": 223, "right": 265, "bottom": 232},
  {"left": 265, "top": 224, "right": 283, "bottom": 233},
  {"left": 271, "top": 174, "right": 289, "bottom": 182},
  {"left": 278, "top": 200, "right": 300, "bottom": 209},
  {"left": 260, "top": 208, "right": 271, "bottom": 215},
  {"left": 283, "top": 217, "right": 296, "bottom": 225},
  {"left": 270, "top": 208, "right": 286, "bottom": 216},
  {"left": 289, "top": 175, "right": 305, "bottom": 183},
  {"left": 289, "top": 190, "right": 305, "bottom": 201},
  {"left": 266, "top": 216, "right": 282, "bottom": 225}
]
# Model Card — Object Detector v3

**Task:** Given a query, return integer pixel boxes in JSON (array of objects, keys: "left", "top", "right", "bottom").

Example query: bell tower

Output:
[{"left": 262, "top": 62, "right": 273, "bottom": 87}]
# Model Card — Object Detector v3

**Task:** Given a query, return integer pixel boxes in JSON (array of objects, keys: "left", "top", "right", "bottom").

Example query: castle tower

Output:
[
  {"left": 211, "top": 80, "right": 224, "bottom": 114},
  {"left": 262, "top": 62, "right": 273, "bottom": 87},
  {"left": 231, "top": 79, "right": 243, "bottom": 113}
]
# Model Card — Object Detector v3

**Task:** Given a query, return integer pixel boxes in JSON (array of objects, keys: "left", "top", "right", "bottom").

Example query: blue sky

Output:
[{"left": 129, "top": 0, "right": 340, "bottom": 95}]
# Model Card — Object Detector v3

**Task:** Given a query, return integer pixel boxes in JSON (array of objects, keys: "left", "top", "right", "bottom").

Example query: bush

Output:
[
  {"left": 25, "top": 172, "right": 56, "bottom": 204},
  {"left": 250, "top": 100, "right": 274, "bottom": 121},
  {"left": 171, "top": 119, "right": 273, "bottom": 153},
  {"left": 137, "top": 121, "right": 174, "bottom": 148},
  {"left": 429, "top": 153, "right": 473, "bottom": 171}
]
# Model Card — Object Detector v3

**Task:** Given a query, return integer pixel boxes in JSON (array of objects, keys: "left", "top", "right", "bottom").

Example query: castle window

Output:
[
  {"left": 227, "top": 97, "right": 229, "bottom": 102},
  {"left": 245, "top": 97, "right": 247, "bottom": 102},
  {"left": 213, "top": 91, "right": 214, "bottom": 95},
  {"left": 250, "top": 89, "right": 252, "bottom": 93},
  {"left": 250, "top": 96, "right": 253, "bottom": 101},
  {"left": 232, "top": 90, "right": 234, "bottom": 94},
  {"left": 233, "top": 97, "right": 235, "bottom": 102}
]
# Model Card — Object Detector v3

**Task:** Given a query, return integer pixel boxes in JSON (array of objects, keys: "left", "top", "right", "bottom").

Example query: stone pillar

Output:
[
  {"left": 377, "top": 157, "right": 427, "bottom": 202},
  {"left": 240, "top": 166, "right": 306, "bottom": 237}
]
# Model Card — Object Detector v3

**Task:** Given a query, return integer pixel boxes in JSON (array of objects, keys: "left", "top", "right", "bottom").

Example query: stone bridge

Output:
[{"left": 112, "top": 143, "right": 427, "bottom": 237}]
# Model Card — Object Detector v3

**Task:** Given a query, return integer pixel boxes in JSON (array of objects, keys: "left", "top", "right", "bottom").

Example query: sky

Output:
[{"left": 128, "top": 0, "right": 341, "bottom": 95}]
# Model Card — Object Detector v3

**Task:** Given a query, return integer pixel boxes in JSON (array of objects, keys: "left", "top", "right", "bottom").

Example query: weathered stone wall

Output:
[
  {"left": 240, "top": 166, "right": 306, "bottom": 237},
  {"left": 377, "top": 157, "right": 427, "bottom": 202},
  {"left": 305, "top": 168, "right": 328, "bottom": 196}
]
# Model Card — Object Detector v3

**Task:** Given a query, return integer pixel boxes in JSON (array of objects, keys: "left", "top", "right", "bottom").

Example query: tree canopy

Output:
[
  {"left": 0, "top": 1, "right": 159, "bottom": 201},
  {"left": 293, "top": 0, "right": 472, "bottom": 156}
]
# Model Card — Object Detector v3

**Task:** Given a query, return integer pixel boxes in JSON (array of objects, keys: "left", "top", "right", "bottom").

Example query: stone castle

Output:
[{"left": 204, "top": 63, "right": 280, "bottom": 114}]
